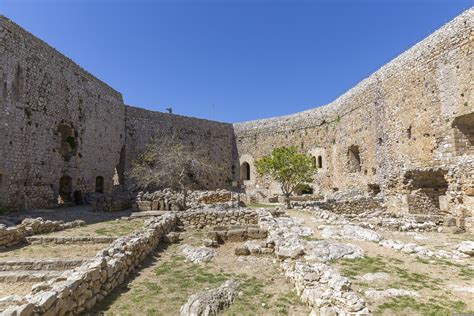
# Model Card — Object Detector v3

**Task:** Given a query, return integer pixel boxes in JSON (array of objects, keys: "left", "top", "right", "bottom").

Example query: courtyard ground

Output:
[{"left": 90, "top": 228, "right": 310, "bottom": 316}]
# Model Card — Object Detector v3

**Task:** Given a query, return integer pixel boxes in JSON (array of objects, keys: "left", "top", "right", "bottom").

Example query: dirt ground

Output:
[
  {"left": 90, "top": 229, "right": 310, "bottom": 316},
  {"left": 0, "top": 281, "right": 37, "bottom": 297},
  {"left": 288, "top": 210, "right": 474, "bottom": 315},
  {"left": 0, "top": 243, "right": 109, "bottom": 260},
  {"left": 40, "top": 218, "right": 144, "bottom": 238}
]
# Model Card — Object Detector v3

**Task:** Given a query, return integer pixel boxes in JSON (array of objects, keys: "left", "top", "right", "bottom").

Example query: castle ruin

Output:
[{"left": 0, "top": 9, "right": 472, "bottom": 227}]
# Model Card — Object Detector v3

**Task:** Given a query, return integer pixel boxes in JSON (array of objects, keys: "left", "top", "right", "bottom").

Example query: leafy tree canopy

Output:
[{"left": 255, "top": 146, "right": 316, "bottom": 208}]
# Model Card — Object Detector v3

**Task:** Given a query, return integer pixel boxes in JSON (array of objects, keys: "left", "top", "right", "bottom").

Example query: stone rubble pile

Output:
[
  {"left": 320, "top": 225, "right": 382, "bottom": 242},
  {"left": 283, "top": 260, "right": 368, "bottom": 315},
  {"left": 311, "top": 208, "right": 470, "bottom": 262},
  {"left": 304, "top": 240, "right": 364, "bottom": 262},
  {"left": 180, "top": 245, "right": 218, "bottom": 263},
  {"left": 0, "top": 218, "right": 85, "bottom": 248},
  {"left": 0, "top": 214, "right": 177, "bottom": 315},
  {"left": 312, "top": 208, "right": 442, "bottom": 233},
  {"left": 136, "top": 189, "right": 244, "bottom": 212},
  {"left": 256, "top": 209, "right": 369, "bottom": 315},
  {"left": 379, "top": 239, "right": 471, "bottom": 260},
  {"left": 180, "top": 280, "right": 240, "bottom": 316}
]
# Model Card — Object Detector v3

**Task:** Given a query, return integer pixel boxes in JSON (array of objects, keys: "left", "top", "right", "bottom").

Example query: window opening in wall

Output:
[
  {"left": 240, "top": 162, "right": 251, "bottom": 181},
  {"left": 452, "top": 112, "right": 474, "bottom": 156},
  {"left": 57, "top": 123, "right": 78, "bottom": 162},
  {"left": 407, "top": 125, "right": 412, "bottom": 139},
  {"left": 59, "top": 175, "right": 72, "bottom": 203},
  {"left": 95, "top": 176, "right": 104, "bottom": 193},
  {"left": 317, "top": 156, "right": 323, "bottom": 169},
  {"left": 312, "top": 156, "right": 317, "bottom": 168},
  {"left": 347, "top": 145, "right": 361, "bottom": 173}
]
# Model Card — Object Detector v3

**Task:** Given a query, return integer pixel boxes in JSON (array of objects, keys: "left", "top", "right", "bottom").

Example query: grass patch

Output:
[
  {"left": 246, "top": 203, "right": 280, "bottom": 209},
  {"left": 339, "top": 255, "right": 442, "bottom": 291},
  {"left": 94, "top": 219, "right": 143, "bottom": 236},
  {"left": 302, "top": 235, "right": 321, "bottom": 241},
  {"left": 375, "top": 296, "right": 471, "bottom": 316},
  {"left": 339, "top": 256, "right": 390, "bottom": 278}
]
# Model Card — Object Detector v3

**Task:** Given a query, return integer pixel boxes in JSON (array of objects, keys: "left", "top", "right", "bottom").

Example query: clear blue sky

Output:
[{"left": 1, "top": 0, "right": 472, "bottom": 122}]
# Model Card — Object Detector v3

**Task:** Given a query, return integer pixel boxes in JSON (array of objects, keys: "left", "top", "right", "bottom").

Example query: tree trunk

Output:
[
  {"left": 285, "top": 194, "right": 292, "bottom": 209},
  {"left": 182, "top": 186, "right": 187, "bottom": 210}
]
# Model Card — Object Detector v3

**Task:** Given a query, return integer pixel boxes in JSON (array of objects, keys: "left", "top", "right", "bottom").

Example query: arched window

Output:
[
  {"left": 240, "top": 162, "right": 251, "bottom": 181},
  {"left": 317, "top": 156, "right": 323, "bottom": 168},
  {"left": 312, "top": 156, "right": 317, "bottom": 168},
  {"left": 59, "top": 175, "right": 72, "bottom": 202},
  {"left": 95, "top": 176, "right": 104, "bottom": 193}
]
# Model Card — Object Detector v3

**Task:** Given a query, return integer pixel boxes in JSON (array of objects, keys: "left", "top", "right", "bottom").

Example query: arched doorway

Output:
[
  {"left": 240, "top": 162, "right": 251, "bottom": 181},
  {"left": 95, "top": 176, "right": 104, "bottom": 193},
  {"left": 59, "top": 175, "right": 72, "bottom": 202}
]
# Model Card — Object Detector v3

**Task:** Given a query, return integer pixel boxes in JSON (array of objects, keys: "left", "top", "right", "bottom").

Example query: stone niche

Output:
[
  {"left": 402, "top": 169, "right": 449, "bottom": 215},
  {"left": 452, "top": 112, "right": 474, "bottom": 156}
]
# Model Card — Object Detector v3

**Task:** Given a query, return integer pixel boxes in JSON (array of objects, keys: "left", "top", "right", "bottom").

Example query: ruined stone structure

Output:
[
  {"left": 0, "top": 9, "right": 473, "bottom": 225},
  {"left": 234, "top": 8, "right": 473, "bottom": 224}
]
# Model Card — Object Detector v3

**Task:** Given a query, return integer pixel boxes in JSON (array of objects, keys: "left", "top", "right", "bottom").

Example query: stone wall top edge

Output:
[
  {"left": 0, "top": 15, "right": 124, "bottom": 102},
  {"left": 125, "top": 105, "right": 233, "bottom": 127},
  {"left": 233, "top": 7, "right": 473, "bottom": 135}
]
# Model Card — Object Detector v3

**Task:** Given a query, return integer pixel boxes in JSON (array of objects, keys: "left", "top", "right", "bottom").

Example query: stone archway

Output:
[{"left": 240, "top": 162, "right": 251, "bottom": 181}]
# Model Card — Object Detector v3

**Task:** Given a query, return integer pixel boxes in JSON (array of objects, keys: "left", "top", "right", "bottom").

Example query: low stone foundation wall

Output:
[
  {"left": 294, "top": 196, "right": 385, "bottom": 215},
  {"left": 25, "top": 236, "right": 116, "bottom": 245},
  {"left": 0, "top": 218, "right": 85, "bottom": 248},
  {"left": 176, "top": 208, "right": 258, "bottom": 228},
  {"left": 136, "top": 189, "right": 243, "bottom": 212},
  {"left": 94, "top": 192, "right": 134, "bottom": 212},
  {"left": 0, "top": 259, "right": 86, "bottom": 271},
  {"left": 1, "top": 214, "right": 177, "bottom": 315}
]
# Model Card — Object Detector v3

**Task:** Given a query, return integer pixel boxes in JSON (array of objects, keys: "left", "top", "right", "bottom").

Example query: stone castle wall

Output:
[
  {"left": 0, "top": 16, "right": 126, "bottom": 210},
  {"left": 124, "top": 106, "right": 236, "bottom": 190},
  {"left": 0, "top": 9, "right": 472, "bottom": 217},
  {"left": 0, "top": 16, "right": 236, "bottom": 211},
  {"left": 234, "top": 9, "right": 473, "bottom": 217}
]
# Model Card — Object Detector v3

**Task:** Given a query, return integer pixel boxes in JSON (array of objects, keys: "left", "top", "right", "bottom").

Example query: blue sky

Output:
[{"left": 1, "top": 0, "right": 472, "bottom": 122}]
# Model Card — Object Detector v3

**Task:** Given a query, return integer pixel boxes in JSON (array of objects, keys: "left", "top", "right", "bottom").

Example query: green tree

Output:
[{"left": 255, "top": 146, "right": 316, "bottom": 209}]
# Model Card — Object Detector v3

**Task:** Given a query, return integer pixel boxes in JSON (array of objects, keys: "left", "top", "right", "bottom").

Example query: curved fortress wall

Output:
[
  {"left": 234, "top": 9, "right": 473, "bottom": 215},
  {"left": 0, "top": 16, "right": 126, "bottom": 210}
]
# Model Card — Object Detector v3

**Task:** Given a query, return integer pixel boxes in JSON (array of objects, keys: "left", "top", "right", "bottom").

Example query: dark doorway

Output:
[
  {"left": 95, "top": 176, "right": 104, "bottom": 193},
  {"left": 240, "top": 162, "right": 251, "bottom": 181}
]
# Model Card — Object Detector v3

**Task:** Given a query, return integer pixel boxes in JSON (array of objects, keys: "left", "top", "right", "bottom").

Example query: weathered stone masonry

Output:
[
  {"left": 0, "top": 9, "right": 473, "bottom": 223},
  {"left": 0, "top": 16, "right": 235, "bottom": 211},
  {"left": 234, "top": 8, "right": 473, "bottom": 220}
]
